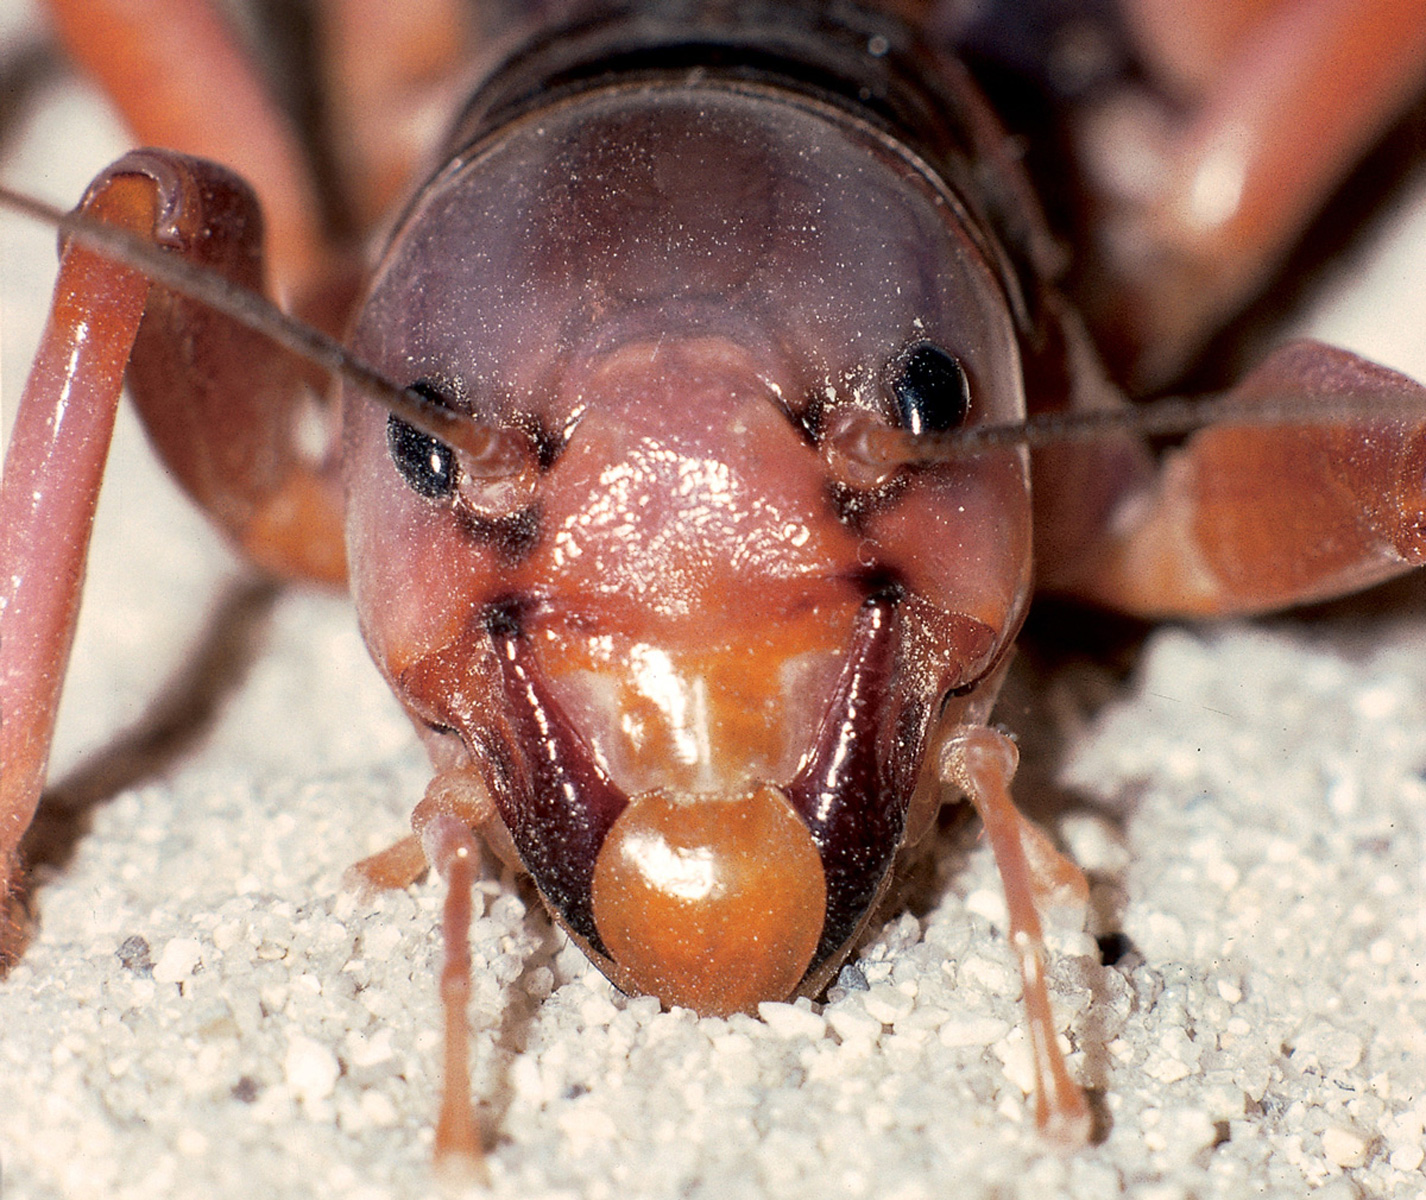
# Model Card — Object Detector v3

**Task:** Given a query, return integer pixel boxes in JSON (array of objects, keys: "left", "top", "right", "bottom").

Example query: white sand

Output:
[{"left": 4, "top": 3, "right": 1426, "bottom": 1196}]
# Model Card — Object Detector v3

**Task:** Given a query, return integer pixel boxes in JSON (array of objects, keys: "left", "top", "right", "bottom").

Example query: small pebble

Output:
[
  {"left": 938, "top": 1017, "right": 1010, "bottom": 1048},
  {"left": 284, "top": 1035, "right": 340, "bottom": 1105},
  {"left": 151, "top": 937, "right": 203, "bottom": 984},
  {"left": 757, "top": 1001, "right": 826, "bottom": 1041},
  {"left": 1322, "top": 1125, "right": 1371, "bottom": 1169},
  {"left": 1388, "top": 1142, "right": 1424, "bottom": 1172}
]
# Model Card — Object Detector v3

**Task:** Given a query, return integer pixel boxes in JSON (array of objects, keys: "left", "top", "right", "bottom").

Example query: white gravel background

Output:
[{"left": 4, "top": 2, "right": 1426, "bottom": 1197}]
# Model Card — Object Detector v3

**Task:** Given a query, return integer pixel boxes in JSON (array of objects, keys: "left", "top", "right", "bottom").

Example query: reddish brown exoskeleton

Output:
[{"left": 3, "top": 0, "right": 1426, "bottom": 1172}]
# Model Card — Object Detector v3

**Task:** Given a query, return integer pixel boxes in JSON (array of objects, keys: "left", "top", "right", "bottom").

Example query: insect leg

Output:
[
  {"left": 350, "top": 768, "right": 503, "bottom": 1174},
  {"left": 86, "top": 151, "right": 350, "bottom": 585},
  {"left": 0, "top": 151, "right": 348, "bottom": 962},
  {"left": 407, "top": 771, "right": 502, "bottom": 1178},
  {"left": 423, "top": 812, "right": 489, "bottom": 1182},
  {"left": 938, "top": 725, "right": 1093, "bottom": 1147},
  {"left": 42, "top": 0, "right": 330, "bottom": 298},
  {"left": 0, "top": 176, "right": 152, "bottom": 963},
  {"left": 313, "top": 0, "right": 476, "bottom": 230},
  {"left": 1035, "top": 340, "right": 1426, "bottom": 617},
  {"left": 1120, "top": 0, "right": 1289, "bottom": 96},
  {"left": 1083, "top": 0, "right": 1426, "bottom": 385}
]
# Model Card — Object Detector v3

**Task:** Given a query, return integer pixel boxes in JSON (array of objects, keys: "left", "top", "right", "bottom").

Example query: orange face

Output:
[
  {"left": 342, "top": 82, "right": 1032, "bottom": 1013},
  {"left": 518, "top": 340, "right": 868, "bottom": 794}
]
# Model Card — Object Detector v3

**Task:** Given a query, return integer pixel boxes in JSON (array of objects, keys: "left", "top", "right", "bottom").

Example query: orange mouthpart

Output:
[{"left": 590, "top": 783, "right": 826, "bottom": 1017}]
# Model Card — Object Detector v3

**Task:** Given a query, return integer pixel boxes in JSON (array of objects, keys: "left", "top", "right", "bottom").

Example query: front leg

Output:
[
  {"left": 938, "top": 725, "right": 1093, "bottom": 1145},
  {"left": 349, "top": 766, "right": 503, "bottom": 1178},
  {"left": 0, "top": 152, "right": 347, "bottom": 962}
]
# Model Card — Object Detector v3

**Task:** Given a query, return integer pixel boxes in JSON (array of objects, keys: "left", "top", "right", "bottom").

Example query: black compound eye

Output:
[
  {"left": 889, "top": 342, "right": 970, "bottom": 435},
  {"left": 387, "top": 381, "right": 456, "bottom": 499}
]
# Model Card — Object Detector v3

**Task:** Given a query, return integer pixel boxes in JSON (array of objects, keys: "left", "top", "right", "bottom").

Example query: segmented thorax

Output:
[{"left": 342, "top": 58, "right": 1032, "bottom": 1013}]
